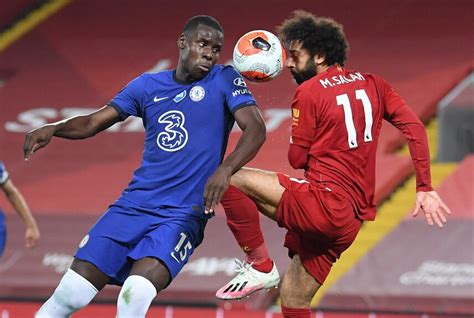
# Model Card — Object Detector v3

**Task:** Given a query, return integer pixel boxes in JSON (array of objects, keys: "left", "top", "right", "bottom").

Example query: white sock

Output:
[
  {"left": 116, "top": 275, "right": 157, "bottom": 318},
  {"left": 35, "top": 269, "right": 98, "bottom": 318}
]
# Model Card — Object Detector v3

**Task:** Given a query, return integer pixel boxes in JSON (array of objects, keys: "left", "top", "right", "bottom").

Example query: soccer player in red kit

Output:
[{"left": 213, "top": 10, "right": 452, "bottom": 317}]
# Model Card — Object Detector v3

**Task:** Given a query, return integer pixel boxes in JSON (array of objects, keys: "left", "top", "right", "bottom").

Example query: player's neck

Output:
[
  {"left": 316, "top": 63, "right": 330, "bottom": 74},
  {"left": 174, "top": 67, "right": 195, "bottom": 84}
]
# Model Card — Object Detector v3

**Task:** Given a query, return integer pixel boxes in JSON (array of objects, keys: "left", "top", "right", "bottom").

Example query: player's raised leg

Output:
[
  {"left": 222, "top": 186, "right": 268, "bottom": 263},
  {"left": 216, "top": 168, "right": 285, "bottom": 300},
  {"left": 35, "top": 259, "right": 109, "bottom": 318},
  {"left": 231, "top": 167, "right": 285, "bottom": 219},
  {"left": 217, "top": 185, "right": 279, "bottom": 300}
]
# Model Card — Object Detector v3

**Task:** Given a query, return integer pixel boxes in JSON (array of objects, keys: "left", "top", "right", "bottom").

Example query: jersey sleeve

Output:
[
  {"left": 288, "top": 143, "right": 309, "bottom": 169},
  {"left": 381, "top": 78, "right": 433, "bottom": 192},
  {"left": 0, "top": 161, "right": 10, "bottom": 186},
  {"left": 220, "top": 66, "right": 257, "bottom": 113},
  {"left": 108, "top": 74, "right": 148, "bottom": 120},
  {"left": 290, "top": 85, "right": 316, "bottom": 148}
]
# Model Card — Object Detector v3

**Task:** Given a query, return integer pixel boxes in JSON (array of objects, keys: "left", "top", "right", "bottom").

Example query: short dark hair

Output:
[
  {"left": 183, "top": 15, "right": 224, "bottom": 34},
  {"left": 277, "top": 10, "right": 349, "bottom": 66}
]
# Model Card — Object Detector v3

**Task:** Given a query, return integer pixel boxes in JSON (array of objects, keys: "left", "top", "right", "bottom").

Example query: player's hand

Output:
[
  {"left": 412, "top": 191, "right": 451, "bottom": 228},
  {"left": 24, "top": 125, "right": 56, "bottom": 161},
  {"left": 25, "top": 224, "right": 40, "bottom": 248},
  {"left": 203, "top": 165, "right": 232, "bottom": 214}
]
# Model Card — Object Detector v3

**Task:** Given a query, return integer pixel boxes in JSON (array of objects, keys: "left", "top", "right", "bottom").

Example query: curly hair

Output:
[{"left": 277, "top": 10, "right": 349, "bottom": 66}]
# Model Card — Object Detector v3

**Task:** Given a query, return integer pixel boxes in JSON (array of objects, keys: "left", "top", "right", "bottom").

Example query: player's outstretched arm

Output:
[
  {"left": 412, "top": 191, "right": 452, "bottom": 228},
  {"left": 1, "top": 178, "right": 40, "bottom": 248},
  {"left": 382, "top": 82, "right": 451, "bottom": 228},
  {"left": 23, "top": 105, "right": 121, "bottom": 160},
  {"left": 204, "top": 105, "right": 266, "bottom": 212}
]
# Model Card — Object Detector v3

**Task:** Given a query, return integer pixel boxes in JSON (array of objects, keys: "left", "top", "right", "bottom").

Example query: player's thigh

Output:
[
  {"left": 128, "top": 215, "right": 206, "bottom": 290},
  {"left": 70, "top": 258, "right": 111, "bottom": 291},
  {"left": 280, "top": 254, "right": 321, "bottom": 308},
  {"left": 75, "top": 201, "right": 157, "bottom": 286},
  {"left": 231, "top": 167, "right": 285, "bottom": 220}
]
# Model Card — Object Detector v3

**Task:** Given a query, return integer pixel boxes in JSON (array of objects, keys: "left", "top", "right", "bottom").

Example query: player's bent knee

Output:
[
  {"left": 129, "top": 257, "right": 171, "bottom": 292},
  {"left": 70, "top": 258, "right": 110, "bottom": 290},
  {"left": 35, "top": 269, "right": 98, "bottom": 318},
  {"left": 117, "top": 275, "right": 157, "bottom": 318}
]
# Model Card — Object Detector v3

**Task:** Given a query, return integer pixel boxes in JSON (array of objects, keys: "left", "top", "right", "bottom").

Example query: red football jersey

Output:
[{"left": 290, "top": 65, "right": 432, "bottom": 221}]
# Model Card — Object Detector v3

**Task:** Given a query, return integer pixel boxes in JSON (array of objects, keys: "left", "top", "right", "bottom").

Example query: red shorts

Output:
[{"left": 276, "top": 173, "right": 362, "bottom": 285}]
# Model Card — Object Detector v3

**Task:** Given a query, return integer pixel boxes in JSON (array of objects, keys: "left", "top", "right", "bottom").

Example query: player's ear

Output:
[
  {"left": 178, "top": 33, "right": 186, "bottom": 49},
  {"left": 314, "top": 54, "right": 325, "bottom": 66}
]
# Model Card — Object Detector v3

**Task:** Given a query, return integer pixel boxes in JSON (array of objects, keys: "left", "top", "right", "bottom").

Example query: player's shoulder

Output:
[
  {"left": 357, "top": 71, "right": 392, "bottom": 91},
  {"left": 343, "top": 69, "right": 393, "bottom": 96},
  {"left": 207, "top": 64, "right": 243, "bottom": 87},
  {"left": 214, "top": 64, "right": 234, "bottom": 73},
  {"left": 141, "top": 70, "right": 173, "bottom": 83},
  {"left": 341, "top": 67, "right": 387, "bottom": 84},
  {"left": 123, "top": 72, "right": 151, "bottom": 88},
  {"left": 297, "top": 76, "right": 319, "bottom": 96},
  {"left": 325, "top": 66, "right": 388, "bottom": 88},
  {"left": 210, "top": 64, "right": 238, "bottom": 77},
  {"left": 125, "top": 71, "right": 173, "bottom": 92},
  {"left": 292, "top": 80, "right": 320, "bottom": 106}
]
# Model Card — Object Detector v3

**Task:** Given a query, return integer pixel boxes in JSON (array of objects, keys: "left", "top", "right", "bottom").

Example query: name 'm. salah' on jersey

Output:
[{"left": 290, "top": 65, "right": 432, "bottom": 221}]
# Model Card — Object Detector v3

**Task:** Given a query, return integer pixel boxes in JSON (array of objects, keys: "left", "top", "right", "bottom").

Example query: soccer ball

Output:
[{"left": 233, "top": 30, "right": 286, "bottom": 83}]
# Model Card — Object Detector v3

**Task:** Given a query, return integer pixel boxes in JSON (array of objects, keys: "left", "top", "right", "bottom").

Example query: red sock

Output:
[
  {"left": 246, "top": 245, "right": 273, "bottom": 273},
  {"left": 221, "top": 185, "right": 273, "bottom": 272},
  {"left": 281, "top": 305, "right": 312, "bottom": 318}
]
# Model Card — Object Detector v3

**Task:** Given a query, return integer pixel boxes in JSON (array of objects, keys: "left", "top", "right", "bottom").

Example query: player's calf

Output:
[{"left": 280, "top": 255, "right": 320, "bottom": 308}]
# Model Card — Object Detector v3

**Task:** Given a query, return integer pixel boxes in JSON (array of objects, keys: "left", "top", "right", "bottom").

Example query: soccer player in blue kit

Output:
[
  {"left": 0, "top": 161, "right": 40, "bottom": 256},
  {"left": 25, "top": 15, "right": 266, "bottom": 318}
]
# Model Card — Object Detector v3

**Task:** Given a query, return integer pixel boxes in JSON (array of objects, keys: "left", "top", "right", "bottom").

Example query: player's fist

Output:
[
  {"left": 203, "top": 165, "right": 232, "bottom": 213},
  {"left": 25, "top": 224, "right": 40, "bottom": 248},
  {"left": 24, "top": 125, "right": 56, "bottom": 161}
]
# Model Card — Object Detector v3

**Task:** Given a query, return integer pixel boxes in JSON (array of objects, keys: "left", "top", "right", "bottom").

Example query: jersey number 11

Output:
[{"left": 336, "top": 89, "right": 373, "bottom": 149}]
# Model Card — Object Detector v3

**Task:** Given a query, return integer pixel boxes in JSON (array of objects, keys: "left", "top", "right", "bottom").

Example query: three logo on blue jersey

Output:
[
  {"left": 157, "top": 111, "right": 188, "bottom": 152},
  {"left": 155, "top": 86, "right": 207, "bottom": 152}
]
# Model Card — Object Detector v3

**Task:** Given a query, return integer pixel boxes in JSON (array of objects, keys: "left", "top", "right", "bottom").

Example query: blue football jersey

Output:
[{"left": 109, "top": 65, "right": 257, "bottom": 212}]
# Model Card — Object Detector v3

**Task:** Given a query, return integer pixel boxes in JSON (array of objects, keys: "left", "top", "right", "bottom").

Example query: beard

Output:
[{"left": 291, "top": 58, "right": 317, "bottom": 85}]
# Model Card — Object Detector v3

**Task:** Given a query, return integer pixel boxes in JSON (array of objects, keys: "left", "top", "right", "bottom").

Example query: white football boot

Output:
[{"left": 216, "top": 259, "right": 280, "bottom": 300}]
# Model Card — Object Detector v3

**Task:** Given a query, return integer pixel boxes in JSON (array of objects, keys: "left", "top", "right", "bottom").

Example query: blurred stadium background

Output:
[{"left": 0, "top": 0, "right": 472, "bottom": 317}]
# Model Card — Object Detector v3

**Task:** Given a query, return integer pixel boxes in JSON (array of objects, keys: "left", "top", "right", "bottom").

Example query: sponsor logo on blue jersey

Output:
[
  {"left": 156, "top": 111, "right": 188, "bottom": 152},
  {"left": 173, "top": 90, "right": 187, "bottom": 103}
]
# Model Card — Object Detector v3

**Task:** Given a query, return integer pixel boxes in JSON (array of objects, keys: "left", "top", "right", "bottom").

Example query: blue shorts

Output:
[
  {"left": 0, "top": 211, "right": 6, "bottom": 257},
  {"left": 74, "top": 199, "right": 207, "bottom": 285}
]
